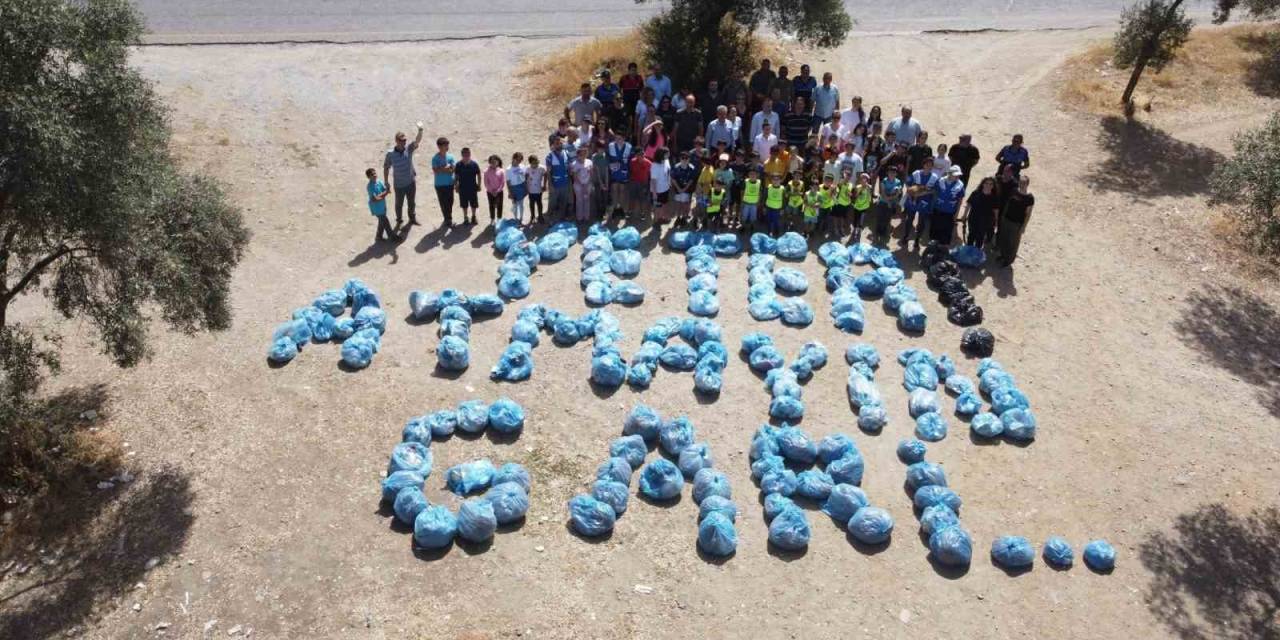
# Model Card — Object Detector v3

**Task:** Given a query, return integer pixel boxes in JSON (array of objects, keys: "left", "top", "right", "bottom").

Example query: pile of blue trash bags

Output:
[
  {"left": 624, "top": 316, "right": 726, "bottom": 395},
  {"left": 746, "top": 237, "right": 814, "bottom": 326},
  {"left": 922, "top": 242, "right": 984, "bottom": 327},
  {"left": 896, "top": 443, "right": 973, "bottom": 567},
  {"left": 750, "top": 423, "right": 894, "bottom": 550},
  {"left": 895, "top": 348, "right": 955, "bottom": 442},
  {"left": 493, "top": 219, "right": 546, "bottom": 300},
  {"left": 742, "top": 333, "right": 827, "bottom": 421},
  {"left": 268, "top": 278, "right": 387, "bottom": 369},
  {"left": 845, "top": 342, "right": 889, "bottom": 433},
  {"left": 568, "top": 406, "right": 738, "bottom": 557},
  {"left": 579, "top": 223, "right": 647, "bottom": 307},
  {"left": 491, "top": 304, "right": 626, "bottom": 386},
  {"left": 960, "top": 357, "right": 1038, "bottom": 442},
  {"left": 820, "top": 242, "right": 922, "bottom": 334},
  {"left": 405, "top": 288, "right": 505, "bottom": 372},
  {"left": 666, "top": 230, "right": 741, "bottom": 317}
]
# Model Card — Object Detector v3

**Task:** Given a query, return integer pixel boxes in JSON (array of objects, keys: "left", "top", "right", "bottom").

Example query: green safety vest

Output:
[
  {"left": 819, "top": 186, "right": 835, "bottom": 209},
  {"left": 803, "top": 191, "right": 821, "bottom": 219},
  {"left": 743, "top": 179, "right": 762, "bottom": 204},
  {"left": 766, "top": 184, "right": 785, "bottom": 209},
  {"left": 853, "top": 184, "right": 873, "bottom": 210},
  {"left": 787, "top": 180, "right": 805, "bottom": 207},
  {"left": 837, "top": 182, "right": 853, "bottom": 206},
  {"left": 707, "top": 188, "right": 726, "bottom": 214}
]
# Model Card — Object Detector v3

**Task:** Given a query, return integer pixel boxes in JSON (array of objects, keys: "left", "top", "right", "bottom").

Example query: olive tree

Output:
[
  {"left": 1210, "top": 113, "right": 1280, "bottom": 259},
  {"left": 1213, "top": 0, "right": 1280, "bottom": 22},
  {"left": 1113, "top": 0, "right": 1193, "bottom": 109}
]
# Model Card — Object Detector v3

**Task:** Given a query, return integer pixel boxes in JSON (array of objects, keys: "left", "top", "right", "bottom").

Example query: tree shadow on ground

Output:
[
  {"left": 1140, "top": 504, "right": 1280, "bottom": 640},
  {"left": 1085, "top": 116, "right": 1224, "bottom": 198},
  {"left": 0, "top": 466, "right": 195, "bottom": 639},
  {"left": 1172, "top": 284, "right": 1280, "bottom": 418},
  {"left": 1237, "top": 31, "right": 1280, "bottom": 99}
]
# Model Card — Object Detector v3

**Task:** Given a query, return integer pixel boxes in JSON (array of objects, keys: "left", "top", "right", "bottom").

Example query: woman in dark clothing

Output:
[
  {"left": 992, "top": 164, "right": 1019, "bottom": 246},
  {"left": 996, "top": 175, "right": 1035, "bottom": 266},
  {"left": 655, "top": 95, "right": 677, "bottom": 134},
  {"left": 865, "top": 105, "right": 883, "bottom": 134},
  {"left": 961, "top": 177, "right": 998, "bottom": 248}
]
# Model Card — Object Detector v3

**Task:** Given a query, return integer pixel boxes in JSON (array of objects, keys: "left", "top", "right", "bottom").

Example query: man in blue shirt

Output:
[
  {"left": 811, "top": 72, "right": 840, "bottom": 133},
  {"left": 382, "top": 124, "right": 423, "bottom": 228},
  {"left": 931, "top": 166, "right": 966, "bottom": 246},
  {"left": 594, "top": 70, "right": 620, "bottom": 106},
  {"left": 704, "top": 106, "right": 736, "bottom": 151},
  {"left": 901, "top": 156, "right": 938, "bottom": 250},
  {"left": 545, "top": 137, "right": 573, "bottom": 221},
  {"left": 644, "top": 63, "right": 673, "bottom": 102},
  {"left": 430, "top": 136, "right": 456, "bottom": 227},
  {"left": 365, "top": 168, "right": 395, "bottom": 242},
  {"left": 996, "top": 134, "right": 1030, "bottom": 176}
]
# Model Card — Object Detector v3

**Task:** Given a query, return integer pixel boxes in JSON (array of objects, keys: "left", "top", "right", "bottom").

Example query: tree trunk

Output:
[
  {"left": 1121, "top": 54, "right": 1150, "bottom": 108},
  {"left": 1121, "top": 0, "right": 1186, "bottom": 110}
]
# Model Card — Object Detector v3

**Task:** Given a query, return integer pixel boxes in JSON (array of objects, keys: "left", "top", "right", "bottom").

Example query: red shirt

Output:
[
  {"left": 619, "top": 73, "right": 645, "bottom": 101},
  {"left": 629, "top": 156, "right": 652, "bottom": 184}
]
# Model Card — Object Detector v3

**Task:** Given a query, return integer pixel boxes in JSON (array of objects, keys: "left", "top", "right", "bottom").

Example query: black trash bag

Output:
[
  {"left": 940, "top": 288, "right": 974, "bottom": 308},
  {"left": 920, "top": 242, "right": 949, "bottom": 270},
  {"left": 960, "top": 327, "right": 995, "bottom": 357},
  {"left": 947, "top": 301, "right": 984, "bottom": 327},
  {"left": 926, "top": 261, "right": 959, "bottom": 289},
  {"left": 936, "top": 278, "right": 969, "bottom": 305}
]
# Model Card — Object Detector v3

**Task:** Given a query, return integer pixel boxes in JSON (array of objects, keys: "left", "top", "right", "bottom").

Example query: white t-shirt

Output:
[
  {"left": 931, "top": 154, "right": 951, "bottom": 179},
  {"left": 836, "top": 152, "right": 864, "bottom": 179},
  {"left": 750, "top": 110, "right": 780, "bottom": 142},
  {"left": 506, "top": 165, "right": 527, "bottom": 187},
  {"left": 819, "top": 121, "right": 849, "bottom": 145},
  {"left": 840, "top": 107, "right": 868, "bottom": 129},
  {"left": 753, "top": 133, "right": 779, "bottom": 162},
  {"left": 650, "top": 159, "right": 671, "bottom": 193}
]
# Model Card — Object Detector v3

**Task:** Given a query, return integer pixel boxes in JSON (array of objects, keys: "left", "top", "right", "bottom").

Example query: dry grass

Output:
[{"left": 1059, "top": 23, "right": 1278, "bottom": 115}]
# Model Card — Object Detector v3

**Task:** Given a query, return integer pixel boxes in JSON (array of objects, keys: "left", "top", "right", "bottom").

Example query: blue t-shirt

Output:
[
  {"left": 933, "top": 179, "right": 965, "bottom": 215},
  {"left": 904, "top": 170, "right": 938, "bottom": 213},
  {"left": 998, "top": 145, "right": 1030, "bottom": 173},
  {"left": 431, "top": 153, "right": 456, "bottom": 187},
  {"left": 595, "top": 83, "right": 620, "bottom": 105},
  {"left": 879, "top": 177, "right": 902, "bottom": 205},
  {"left": 367, "top": 180, "right": 388, "bottom": 216}
]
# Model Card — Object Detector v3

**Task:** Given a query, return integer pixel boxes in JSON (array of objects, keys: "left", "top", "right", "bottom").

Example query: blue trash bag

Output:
[
  {"left": 344, "top": 277, "right": 381, "bottom": 310},
  {"left": 991, "top": 536, "right": 1035, "bottom": 569},
  {"left": 904, "top": 360, "right": 940, "bottom": 391},
  {"left": 486, "top": 482, "right": 530, "bottom": 524},
  {"left": 698, "top": 512, "right": 738, "bottom": 556},
  {"left": 827, "top": 451, "right": 865, "bottom": 486},
  {"left": 499, "top": 259, "right": 532, "bottom": 279},
  {"left": 666, "top": 230, "right": 693, "bottom": 250},
  {"left": 699, "top": 495, "right": 738, "bottom": 522},
  {"left": 875, "top": 266, "right": 905, "bottom": 286},
  {"left": 899, "top": 347, "right": 935, "bottom": 366},
  {"left": 698, "top": 340, "right": 728, "bottom": 365},
  {"left": 1083, "top": 540, "right": 1116, "bottom": 571},
  {"left": 341, "top": 333, "right": 377, "bottom": 369},
  {"left": 749, "top": 299, "right": 782, "bottom": 321},
  {"left": 774, "top": 268, "right": 808, "bottom": 294},
  {"left": 980, "top": 368, "right": 1018, "bottom": 395},
  {"left": 768, "top": 506, "right": 812, "bottom": 550},
  {"left": 848, "top": 506, "right": 895, "bottom": 544},
  {"left": 609, "top": 435, "right": 647, "bottom": 470},
  {"left": 778, "top": 298, "right": 815, "bottom": 326},
  {"left": 750, "top": 432, "right": 781, "bottom": 462},
  {"left": 789, "top": 357, "right": 816, "bottom": 382},
  {"left": 845, "top": 343, "right": 880, "bottom": 369},
  {"left": 915, "top": 412, "right": 948, "bottom": 442},
  {"left": 659, "top": 343, "right": 698, "bottom": 371},
  {"left": 381, "top": 470, "right": 425, "bottom": 502},
  {"left": 568, "top": 494, "right": 617, "bottom": 537},
  {"left": 751, "top": 455, "right": 786, "bottom": 483},
  {"left": 687, "top": 318, "right": 723, "bottom": 346},
  {"left": 468, "top": 294, "right": 504, "bottom": 316},
  {"left": 609, "top": 250, "right": 642, "bottom": 276},
  {"left": 332, "top": 317, "right": 356, "bottom": 340},
  {"left": 913, "top": 485, "right": 962, "bottom": 513},
  {"left": 446, "top": 459, "right": 496, "bottom": 495},
  {"left": 677, "top": 442, "right": 714, "bottom": 479},
  {"left": 858, "top": 404, "right": 889, "bottom": 433},
  {"left": 930, "top": 526, "right": 974, "bottom": 566},
  {"left": 847, "top": 373, "right": 882, "bottom": 409},
  {"left": 537, "top": 233, "right": 570, "bottom": 262},
  {"left": 854, "top": 271, "right": 888, "bottom": 298},
  {"left": 274, "top": 319, "right": 312, "bottom": 348},
  {"left": 268, "top": 337, "right": 298, "bottom": 363},
  {"left": 795, "top": 469, "right": 835, "bottom": 501},
  {"left": 507, "top": 240, "right": 544, "bottom": 270},
  {"left": 610, "top": 226, "right": 641, "bottom": 250},
  {"left": 1001, "top": 408, "right": 1037, "bottom": 441},
  {"left": 516, "top": 304, "right": 547, "bottom": 328},
  {"left": 834, "top": 309, "right": 865, "bottom": 332},
  {"left": 796, "top": 341, "right": 828, "bottom": 368},
  {"left": 909, "top": 389, "right": 941, "bottom": 418},
  {"left": 581, "top": 263, "right": 611, "bottom": 288},
  {"left": 491, "top": 342, "right": 534, "bottom": 382},
  {"left": 769, "top": 396, "right": 805, "bottom": 420},
  {"left": 882, "top": 283, "right": 919, "bottom": 313},
  {"left": 765, "top": 368, "right": 802, "bottom": 399},
  {"left": 831, "top": 288, "right": 864, "bottom": 314},
  {"left": 776, "top": 232, "right": 808, "bottom": 260},
  {"left": 393, "top": 486, "right": 430, "bottom": 525},
  {"left": 951, "top": 244, "right": 987, "bottom": 268},
  {"left": 920, "top": 504, "right": 960, "bottom": 536},
  {"left": 623, "top": 405, "right": 662, "bottom": 443},
  {"left": 626, "top": 363, "right": 655, "bottom": 388},
  {"left": 688, "top": 272, "right": 719, "bottom": 295},
  {"left": 685, "top": 255, "right": 719, "bottom": 278},
  {"left": 712, "top": 233, "right": 741, "bottom": 256},
  {"left": 613, "top": 280, "right": 646, "bottom": 304},
  {"left": 896, "top": 437, "right": 926, "bottom": 463},
  {"left": 413, "top": 504, "right": 458, "bottom": 549},
  {"left": 905, "top": 461, "right": 948, "bottom": 492},
  {"left": 511, "top": 321, "right": 540, "bottom": 347},
  {"left": 591, "top": 351, "right": 628, "bottom": 387},
  {"left": 822, "top": 484, "right": 869, "bottom": 523},
  {"left": 740, "top": 332, "right": 774, "bottom": 355},
  {"left": 438, "top": 319, "right": 471, "bottom": 341},
  {"left": 639, "top": 459, "right": 684, "bottom": 500},
  {"left": 596, "top": 457, "right": 633, "bottom": 485},
  {"left": 388, "top": 441, "right": 433, "bottom": 476},
  {"left": 817, "top": 434, "right": 856, "bottom": 465},
  {"left": 311, "top": 314, "right": 337, "bottom": 342},
  {"left": 583, "top": 232, "right": 614, "bottom": 254},
  {"left": 970, "top": 412, "right": 1004, "bottom": 438},
  {"left": 313, "top": 288, "right": 347, "bottom": 316},
  {"left": 977, "top": 357, "right": 1004, "bottom": 377},
  {"left": 492, "top": 462, "right": 531, "bottom": 493},
  {"left": 849, "top": 243, "right": 875, "bottom": 265},
  {"left": 898, "top": 301, "right": 927, "bottom": 333},
  {"left": 498, "top": 272, "right": 531, "bottom": 299},
  {"left": 488, "top": 398, "right": 525, "bottom": 433},
  {"left": 946, "top": 374, "right": 976, "bottom": 396},
  {"left": 551, "top": 317, "right": 581, "bottom": 346},
  {"left": 955, "top": 392, "right": 983, "bottom": 417},
  {"left": 291, "top": 306, "right": 326, "bottom": 336},
  {"left": 436, "top": 335, "right": 470, "bottom": 371},
  {"left": 776, "top": 426, "right": 818, "bottom": 465},
  {"left": 548, "top": 221, "right": 579, "bottom": 244},
  {"left": 818, "top": 241, "right": 849, "bottom": 266},
  {"left": 692, "top": 468, "right": 732, "bottom": 504},
  {"left": 869, "top": 247, "right": 899, "bottom": 269},
  {"left": 495, "top": 226, "right": 527, "bottom": 254},
  {"left": 401, "top": 416, "right": 432, "bottom": 446},
  {"left": 659, "top": 416, "right": 696, "bottom": 456},
  {"left": 992, "top": 387, "right": 1031, "bottom": 416},
  {"left": 688, "top": 291, "right": 720, "bottom": 316},
  {"left": 763, "top": 494, "right": 795, "bottom": 524},
  {"left": 825, "top": 268, "right": 857, "bottom": 292},
  {"left": 591, "top": 479, "right": 630, "bottom": 517},
  {"left": 931, "top": 353, "right": 955, "bottom": 378},
  {"left": 1043, "top": 537, "right": 1075, "bottom": 568},
  {"left": 750, "top": 232, "right": 778, "bottom": 254},
  {"left": 760, "top": 468, "right": 798, "bottom": 496},
  {"left": 495, "top": 218, "right": 521, "bottom": 233},
  {"left": 693, "top": 362, "right": 723, "bottom": 394}
]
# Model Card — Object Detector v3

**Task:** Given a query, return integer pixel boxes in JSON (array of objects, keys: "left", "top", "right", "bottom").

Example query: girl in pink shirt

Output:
[{"left": 483, "top": 155, "right": 506, "bottom": 224}]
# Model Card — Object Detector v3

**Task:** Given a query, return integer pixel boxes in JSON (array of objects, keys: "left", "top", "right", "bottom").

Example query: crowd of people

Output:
[{"left": 366, "top": 58, "right": 1038, "bottom": 267}]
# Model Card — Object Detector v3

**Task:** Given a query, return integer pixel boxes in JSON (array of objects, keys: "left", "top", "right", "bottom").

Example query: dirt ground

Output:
[{"left": 3, "top": 26, "right": 1280, "bottom": 640}]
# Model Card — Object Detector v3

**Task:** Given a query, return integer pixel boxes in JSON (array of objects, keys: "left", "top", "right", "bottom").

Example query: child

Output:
[
  {"left": 506, "top": 152, "right": 528, "bottom": 224},
  {"left": 728, "top": 149, "right": 748, "bottom": 229},
  {"left": 671, "top": 151, "right": 697, "bottom": 228},
  {"left": 803, "top": 179, "right": 822, "bottom": 237},
  {"left": 832, "top": 168, "right": 854, "bottom": 237},
  {"left": 455, "top": 147, "right": 482, "bottom": 225},
  {"left": 693, "top": 153, "right": 715, "bottom": 227},
  {"left": 628, "top": 150, "right": 652, "bottom": 220},
  {"left": 714, "top": 154, "right": 735, "bottom": 224},
  {"left": 874, "top": 165, "right": 903, "bottom": 246},
  {"left": 850, "top": 172, "right": 873, "bottom": 243},
  {"left": 483, "top": 155, "right": 505, "bottom": 224},
  {"left": 785, "top": 170, "right": 806, "bottom": 232},
  {"left": 365, "top": 168, "right": 395, "bottom": 242},
  {"left": 705, "top": 179, "right": 727, "bottom": 232},
  {"left": 740, "top": 168, "right": 762, "bottom": 235},
  {"left": 526, "top": 154, "right": 547, "bottom": 224},
  {"left": 764, "top": 174, "right": 786, "bottom": 237},
  {"left": 818, "top": 174, "right": 836, "bottom": 237}
]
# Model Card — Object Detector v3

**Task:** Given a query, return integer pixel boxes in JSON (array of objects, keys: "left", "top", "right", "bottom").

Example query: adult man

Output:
[
  {"left": 947, "top": 134, "right": 981, "bottom": 186},
  {"left": 644, "top": 64, "right": 673, "bottom": 102},
  {"left": 753, "top": 122, "right": 779, "bottom": 165},
  {"left": 901, "top": 156, "right": 938, "bottom": 250},
  {"left": 771, "top": 65, "right": 793, "bottom": 111},
  {"left": 705, "top": 106, "right": 737, "bottom": 151},
  {"left": 548, "top": 118, "right": 572, "bottom": 149},
  {"left": 382, "top": 124, "right": 424, "bottom": 228},
  {"left": 792, "top": 65, "right": 817, "bottom": 105},
  {"left": 749, "top": 98, "right": 780, "bottom": 142},
  {"left": 430, "top": 136, "right": 456, "bottom": 227},
  {"left": 812, "top": 72, "right": 840, "bottom": 131},
  {"left": 748, "top": 59, "right": 776, "bottom": 112},
  {"left": 840, "top": 96, "right": 867, "bottom": 130},
  {"left": 619, "top": 62, "right": 645, "bottom": 117},
  {"left": 996, "top": 134, "right": 1030, "bottom": 176},
  {"left": 566, "top": 83, "right": 602, "bottom": 126},
  {"left": 606, "top": 132, "right": 632, "bottom": 218},
  {"left": 886, "top": 107, "right": 923, "bottom": 150},
  {"left": 780, "top": 96, "right": 812, "bottom": 148},
  {"left": 907, "top": 131, "right": 932, "bottom": 174},
  {"left": 672, "top": 94, "right": 703, "bottom": 153},
  {"left": 698, "top": 79, "right": 726, "bottom": 126},
  {"left": 931, "top": 165, "right": 966, "bottom": 246},
  {"left": 594, "top": 70, "right": 620, "bottom": 106},
  {"left": 545, "top": 138, "right": 573, "bottom": 220}
]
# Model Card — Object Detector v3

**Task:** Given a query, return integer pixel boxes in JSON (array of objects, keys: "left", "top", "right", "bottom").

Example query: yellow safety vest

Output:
[
  {"left": 803, "top": 191, "right": 821, "bottom": 219},
  {"left": 743, "top": 179, "right": 762, "bottom": 204},
  {"left": 766, "top": 184, "right": 785, "bottom": 209},
  {"left": 853, "top": 184, "right": 873, "bottom": 210},
  {"left": 707, "top": 188, "right": 726, "bottom": 214},
  {"left": 819, "top": 186, "right": 835, "bottom": 209},
  {"left": 787, "top": 180, "right": 805, "bottom": 207},
  {"left": 837, "top": 182, "right": 853, "bottom": 206}
]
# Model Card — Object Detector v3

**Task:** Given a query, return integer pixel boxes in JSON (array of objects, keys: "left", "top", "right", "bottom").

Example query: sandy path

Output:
[{"left": 4, "top": 27, "right": 1279, "bottom": 640}]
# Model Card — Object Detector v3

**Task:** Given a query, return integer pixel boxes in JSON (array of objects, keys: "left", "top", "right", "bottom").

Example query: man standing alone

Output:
[
  {"left": 947, "top": 134, "right": 981, "bottom": 187},
  {"left": 383, "top": 124, "right": 424, "bottom": 228},
  {"left": 430, "top": 137, "right": 457, "bottom": 227}
]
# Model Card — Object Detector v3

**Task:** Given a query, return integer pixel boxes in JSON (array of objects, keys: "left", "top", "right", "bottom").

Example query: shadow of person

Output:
[
  {"left": 1173, "top": 284, "right": 1280, "bottom": 418},
  {"left": 347, "top": 233, "right": 404, "bottom": 267},
  {"left": 1141, "top": 504, "right": 1280, "bottom": 640},
  {"left": 988, "top": 263, "right": 1018, "bottom": 298},
  {"left": 1086, "top": 116, "right": 1224, "bottom": 199}
]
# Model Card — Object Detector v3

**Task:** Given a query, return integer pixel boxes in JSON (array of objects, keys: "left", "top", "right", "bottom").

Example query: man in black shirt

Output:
[
  {"left": 781, "top": 96, "right": 812, "bottom": 148},
  {"left": 748, "top": 59, "right": 776, "bottom": 113},
  {"left": 699, "top": 79, "right": 727, "bottom": 126},
  {"left": 947, "top": 134, "right": 981, "bottom": 187},
  {"left": 672, "top": 94, "right": 704, "bottom": 154},
  {"left": 907, "top": 131, "right": 932, "bottom": 174}
]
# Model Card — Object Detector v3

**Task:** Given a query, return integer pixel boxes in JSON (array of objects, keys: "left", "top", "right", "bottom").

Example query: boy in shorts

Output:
[
  {"left": 764, "top": 174, "right": 786, "bottom": 236},
  {"left": 705, "top": 179, "right": 727, "bottom": 232},
  {"left": 803, "top": 179, "right": 822, "bottom": 237},
  {"left": 784, "top": 170, "right": 806, "bottom": 232},
  {"left": 818, "top": 174, "right": 836, "bottom": 237},
  {"left": 740, "top": 167, "right": 762, "bottom": 235},
  {"left": 454, "top": 147, "right": 482, "bottom": 225}
]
